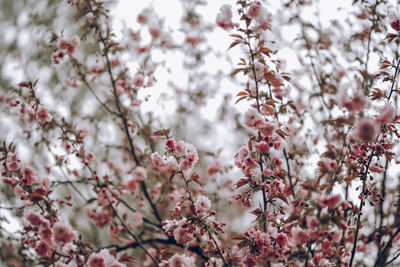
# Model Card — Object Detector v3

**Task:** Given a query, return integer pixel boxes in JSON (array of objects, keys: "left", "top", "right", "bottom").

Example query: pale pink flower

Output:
[
  {"left": 88, "top": 250, "right": 109, "bottom": 267},
  {"left": 52, "top": 221, "right": 76, "bottom": 244},
  {"left": 57, "top": 38, "right": 70, "bottom": 50},
  {"left": 125, "top": 179, "right": 139, "bottom": 192},
  {"left": 322, "top": 194, "right": 341, "bottom": 209},
  {"left": 133, "top": 73, "right": 144, "bottom": 87},
  {"left": 194, "top": 195, "right": 211, "bottom": 215},
  {"left": 131, "top": 166, "right": 147, "bottom": 181},
  {"left": 6, "top": 152, "right": 20, "bottom": 170},
  {"left": 149, "top": 23, "right": 162, "bottom": 39},
  {"left": 25, "top": 210, "right": 45, "bottom": 226},
  {"left": 307, "top": 216, "right": 319, "bottom": 229},
  {"left": 291, "top": 226, "right": 309, "bottom": 244},
  {"left": 168, "top": 253, "right": 195, "bottom": 267},
  {"left": 135, "top": 212, "right": 143, "bottom": 228},
  {"left": 206, "top": 159, "right": 222, "bottom": 176},
  {"left": 216, "top": 5, "right": 234, "bottom": 29},
  {"left": 39, "top": 226, "right": 52, "bottom": 242},
  {"left": 256, "top": 122, "right": 275, "bottom": 137},
  {"left": 244, "top": 109, "right": 263, "bottom": 128},
  {"left": 35, "top": 240, "right": 51, "bottom": 257},
  {"left": 339, "top": 90, "right": 366, "bottom": 112},
  {"left": 86, "top": 207, "right": 112, "bottom": 227},
  {"left": 376, "top": 102, "right": 396, "bottom": 124},
  {"left": 255, "top": 141, "right": 270, "bottom": 154},
  {"left": 36, "top": 105, "right": 52, "bottom": 123},
  {"left": 248, "top": 2, "right": 261, "bottom": 19},
  {"left": 137, "top": 9, "right": 149, "bottom": 24},
  {"left": 72, "top": 35, "right": 80, "bottom": 46},
  {"left": 21, "top": 165, "right": 38, "bottom": 186},
  {"left": 353, "top": 118, "right": 379, "bottom": 142}
]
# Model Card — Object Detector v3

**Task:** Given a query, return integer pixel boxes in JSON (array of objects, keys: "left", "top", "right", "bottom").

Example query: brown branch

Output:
[
  {"left": 349, "top": 151, "right": 375, "bottom": 267},
  {"left": 84, "top": 0, "right": 162, "bottom": 224},
  {"left": 283, "top": 148, "right": 296, "bottom": 199},
  {"left": 107, "top": 198, "right": 159, "bottom": 266}
]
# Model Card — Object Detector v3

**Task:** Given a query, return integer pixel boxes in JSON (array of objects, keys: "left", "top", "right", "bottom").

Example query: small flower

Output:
[
  {"left": 137, "top": 9, "right": 149, "bottom": 24},
  {"left": 168, "top": 254, "right": 195, "bottom": 267},
  {"left": 244, "top": 109, "right": 263, "bottom": 128},
  {"left": 206, "top": 159, "right": 222, "bottom": 176},
  {"left": 133, "top": 74, "right": 145, "bottom": 87},
  {"left": 194, "top": 195, "right": 211, "bottom": 215},
  {"left": 132, "top": 166, "right": 147, "bottom": 182},
  {"left": 248, "top": 2, "right": 261, "bottom": 19},
  {"left": 52, "top": 221, "right": 76, "bottom": 244},
  {"left": 376, "top": 102, "right": 396, "bottom": 124},
  {"left": 35, "top": 240, "right": 51, "bottom": 257},
  {"left": 391, "top": 17, "right": 400, "bottom": 31},
  {"left": 276, "top": 233, "right": 288, "bottom": 247},
  {"left": 353, "top": 118, "right": 378, "bottom": 142},
  {"left": 216, "top": 5, "right": 234, "bottom": 29}
]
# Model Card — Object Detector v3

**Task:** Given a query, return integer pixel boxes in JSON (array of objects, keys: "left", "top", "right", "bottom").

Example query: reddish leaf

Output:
[
  {"left": 236, "top": 91, "right": 248, "bottom": 97},
  {"left": 231, "top": 68, "right": 244, "bottom": 76},
  {"left": 120, "top": 253, "right": 135, "bottom": 262},
  {"left": 250, "top": 208, "right": 263, "bottom": 216},
  {"left": 232, "top": 234, "right": 246, "bottom": 240},
  {"left": 235, "top": 96, "right": 247, "bottom": 104},
  {"left": 235, "top": 178, "right": 249, "bottom": 188},
  {"left": 229, "top": 40, "right": 240, "bottom": 50},
  {"left": 230, "top": 34, "right": 243, "bottom": 39},
  {"left": 153, "top": 129, "right": 170, "bottom": 136}
]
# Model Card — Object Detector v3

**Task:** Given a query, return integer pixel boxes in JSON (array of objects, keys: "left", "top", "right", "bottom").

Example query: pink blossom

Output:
[
  {"left": 370, "top": 163, "right": 385, "bottom": 173},
  {"left": 137, "top": 9, "right": 149, "bottom": 24},
  {"left": 339, "top": 90, "right": 366, "bottom": 112},
  {"left": 255, "top": 141, "right": 270, "bottom": 154},
  {"left": 244, "top": 109, "right": 263, "bottom": 128},
  {"left": 125, "top": 179, "right": 139, "bottom": 192},
  {"left": 248, "top": 2, "right": 261, "bottom": 19},
  {"left": 6, "top": 152, "right": 20, "bottom": 171},
  {"left": 256, "top": 122, "right": 275, "bottom": 137},
  {"left": 307, "top": 216, "right": 320, "bottom": 229},
  {"left": 216, "top": 5, "right": 234, "bottom": 29},
  {"left": 71, "top": 35, "right": 80, "bottom": 46},
  {"left": 166, "top": 138, "right": 175, "bottom": 150},
  {"left": 25, "top": 210, "right": 45, "bottom": 226},
  {"left": 35, "top": 240, "right": 51, "bottom": 257},
  {"left": 36, "top": 105, "right": 52, "bottom": 123},
  {"left": 248, "top": 61, "right": 266, "bottom": 80},
  {"left": 87, "top": 250, "right": 110, "bottom": 267},
  {"left": 109, "top": 261, "right": 126, "bottom": 267},
  {"left": 206, "top": 159, "right": 222, "bottom": 176},
  {"left": 39, "top": 226, "right": 52, "bottom": 242},
  {"left": 133, "top": 74, "right": 144, "bottom": 87},
  {"left": 21, "top": 165, "right": 38, "bottom": 186},
  {"left": 149, "top": 23, "right": 162, "bottom": 39},
  {"left": 291, "top": 226, "right": 309, "bottom": 244},
  {"left": 322, "top": 194, "right": 341, "bottom": 209},
  {"left": 276, "top": 233, "right": 288, "bottom": 247},
  {"left": 352, "top": 118, "right": 379, "bottom": 142},
  {"left": 131, "top": 166, "right": 147, "bottom": 181},
  {"left": 135, "top": 212, "right": 143, "bottom": 228},
  {"left": 391, "top": 17, "right": 400, "bottom": 31},
  {"left": 168, "top": 253, "right": 195, "bottom": 267},
  {"left": 52, "top": 221, "right": 76, "bottom": 244},
  {"left": 98, "top": 188, "right": 116, "bottom": 206},
  {"left": 194, "top": 195, "right": 211, "bottom": 215},
  {"left": 376, "top": 102, "right": 396, "bottom": 124},
  {"left": 57, "top": 38, "right": 70, "bottom": 50}
]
